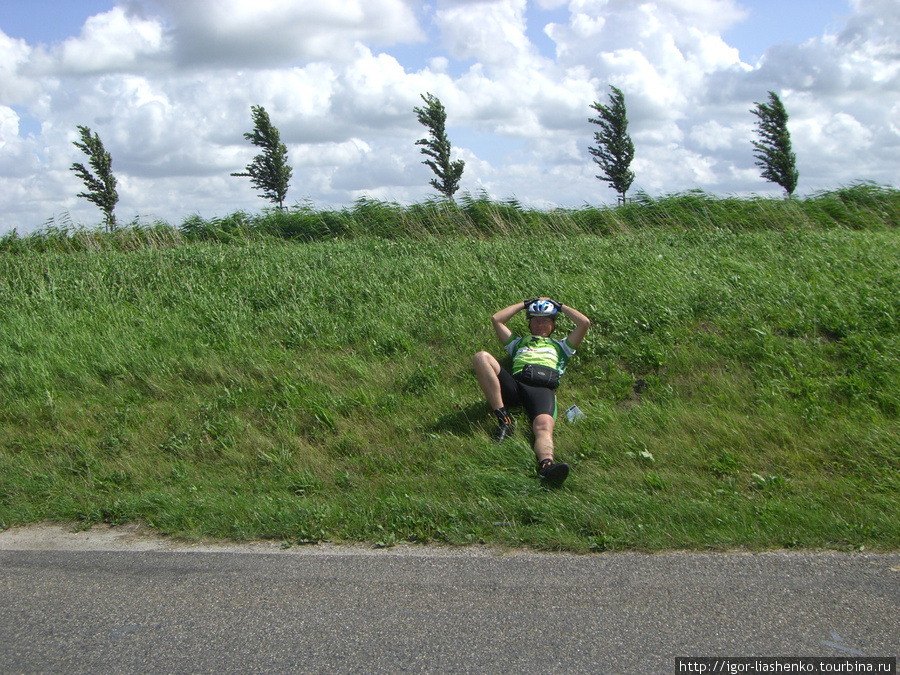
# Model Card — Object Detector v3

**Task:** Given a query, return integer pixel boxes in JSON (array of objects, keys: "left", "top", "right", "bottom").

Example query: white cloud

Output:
[
  {"left": 0, "top": 106, "right": 42, "bottom": 185},
  {"left": 654, "top": 0, "right": 748, "bottom": 33},
  {"left": 149, "top": 0, "right": 425, "bottom": 67},
  {"left": 435, "top": 0, "right": 534, "bottom": 66},
  {"left": 0, "top": 106, "right": 20, "bottom": 149},
  {"left": 796, "top": 109, "right": 874, "bottom": 157},
  {"left": 54, "top": 7, "right": 167, "bottom": 74},
  {"left": 0, "top": 32, "right": 41, "bottom": 104},
  {"left": 689, "top": 120, "right": 748, "bottom": 152},
  {"left": 547, "top": 0, "right": 747, "bottom": 123}
]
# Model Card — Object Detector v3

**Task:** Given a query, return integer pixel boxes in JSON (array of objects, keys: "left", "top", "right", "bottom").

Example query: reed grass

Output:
[{"left": 4, "top": 183, "right": 897, "bottom": 252}]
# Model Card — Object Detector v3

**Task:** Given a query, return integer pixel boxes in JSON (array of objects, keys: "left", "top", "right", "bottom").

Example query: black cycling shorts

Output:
[{"left": 498, "top": 368, "right": 558, "bottom": 421}]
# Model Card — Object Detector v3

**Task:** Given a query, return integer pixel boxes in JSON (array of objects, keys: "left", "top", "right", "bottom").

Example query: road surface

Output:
[{"left": 1, "top": 524, "right": 897, "bottom": 674}]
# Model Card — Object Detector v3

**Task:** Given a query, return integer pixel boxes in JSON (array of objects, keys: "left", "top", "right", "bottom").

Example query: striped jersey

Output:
[{"left": 503, "top": 334, "right": 576, "bottom": 376}]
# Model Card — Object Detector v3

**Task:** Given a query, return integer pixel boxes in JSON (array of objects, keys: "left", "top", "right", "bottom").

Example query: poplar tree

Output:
[
  {"left": 414, "top": 93, "right": 465, "bottom": 200},
  {"left": 751, "top": 91, "right": 799, "bottom": 197},
  {"left": 589, "top": 85, "right": 635, "bottom": 205},
  {"left": 232, "top": 105, "right": 292, "bottom": 209},
  {"left": 70, "top": 125, "right": 119, "bottom": 231}
]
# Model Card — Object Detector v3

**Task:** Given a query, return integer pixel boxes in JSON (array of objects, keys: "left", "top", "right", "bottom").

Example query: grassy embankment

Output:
[{"left": 1, "top": 186, "right": 898, "bottom": 552}]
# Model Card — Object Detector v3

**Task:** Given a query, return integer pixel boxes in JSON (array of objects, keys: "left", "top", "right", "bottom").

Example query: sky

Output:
[{"left": 0, "top": 0, "right": 898, "bottom": 234}]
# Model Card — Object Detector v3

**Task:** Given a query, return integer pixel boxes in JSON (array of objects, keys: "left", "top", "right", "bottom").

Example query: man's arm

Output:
[
  {"left": 491, "top": 302, "right": 525, "bottom": 345},
  {"left": 559, "top": 303, "right": 591, "bottom": 349}
]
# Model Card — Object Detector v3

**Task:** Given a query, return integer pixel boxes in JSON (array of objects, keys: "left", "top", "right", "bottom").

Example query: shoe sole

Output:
[{"left": 494, "top": 426, "right": 514, "bottom": 443}]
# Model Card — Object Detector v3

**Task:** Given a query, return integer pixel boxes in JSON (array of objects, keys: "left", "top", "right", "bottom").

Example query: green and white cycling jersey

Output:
[{"left": 503, "top": 334, "right": 576, "bottom": 377}]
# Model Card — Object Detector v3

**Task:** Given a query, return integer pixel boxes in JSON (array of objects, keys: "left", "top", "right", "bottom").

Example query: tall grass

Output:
[
  {"left": 4, "top": 183, "right": 897, "bottom": 252},
  {"left": 0, "top": 185, "right": 898, "bottom": 551}
]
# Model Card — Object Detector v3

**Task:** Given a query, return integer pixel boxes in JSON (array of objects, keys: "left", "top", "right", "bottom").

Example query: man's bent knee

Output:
[
  {"left": 473, "top": 351, "right": 497, "bottom": 370},
  {"left": 532, "top": 414, "right": 555, "bottom": 435}
]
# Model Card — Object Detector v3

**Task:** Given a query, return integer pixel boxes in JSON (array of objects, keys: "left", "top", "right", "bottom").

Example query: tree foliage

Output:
[
  {"left": 414, "top": 93, "right": 465, "bottom": 200},
  {"left": 70, "top": 125, "right": 119, "bottom": 231},
  {"left": 751, "top": 91, "right": 799, "bottom": 197},
  {"left": 589, "top": 85, "right": 635, "bottom": 205},
  {"left": 232, "top": 105, "right": 292, "bottom": 209}
]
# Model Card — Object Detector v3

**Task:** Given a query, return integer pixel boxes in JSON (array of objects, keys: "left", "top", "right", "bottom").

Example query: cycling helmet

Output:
[{"left": 525, "top": 299, "right": 559, "bottom": 319}]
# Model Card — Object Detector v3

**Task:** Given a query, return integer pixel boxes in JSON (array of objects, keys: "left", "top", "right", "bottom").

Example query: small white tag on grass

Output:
[
  {"left": 625, "top": 450, "right": 655, "bottom": 462},
  {"left": 565, "top": 405, "right": 585, "bottom": 423}
]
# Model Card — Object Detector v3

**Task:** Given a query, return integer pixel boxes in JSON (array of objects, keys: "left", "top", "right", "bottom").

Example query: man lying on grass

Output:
[{"left": 473, "top": 298, "right": 591, "bottom": 483}]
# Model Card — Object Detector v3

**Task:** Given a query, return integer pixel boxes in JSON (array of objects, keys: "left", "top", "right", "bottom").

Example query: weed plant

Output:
[{"left": 0, "top": 185, "right": 898, "bottom": 552}]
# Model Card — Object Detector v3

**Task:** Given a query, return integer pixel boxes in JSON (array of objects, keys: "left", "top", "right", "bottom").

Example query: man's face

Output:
[{"left": 529, "top": 316, "right": 555, "bottom": 337}]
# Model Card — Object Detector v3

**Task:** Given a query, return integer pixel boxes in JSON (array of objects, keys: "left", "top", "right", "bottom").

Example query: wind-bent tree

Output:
[
  {"left": 751, "top": 91, "right": 799, "bottom": 198},
  {"left": 414, "top": 92, "right": 465, "bottom": 200},
  {"left": 589, "top": 85, "right": 635, "bottom": 206},
  {"left": 70, "top": 125, "right": 119, "bottom": 231},
  {"left": 232, "top": 105, "right": 292, "bottom": 209}
]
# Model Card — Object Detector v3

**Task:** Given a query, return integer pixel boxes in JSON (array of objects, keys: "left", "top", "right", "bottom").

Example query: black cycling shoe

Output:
[
  {"left": 494, "top": 420, "right": 515, "bottom": 443},
  {"left": 538, "top": 459, "right": 569, "bottom": 483},
  {"left": 493, "top": 409, "right": 514, "bottom": 443}
]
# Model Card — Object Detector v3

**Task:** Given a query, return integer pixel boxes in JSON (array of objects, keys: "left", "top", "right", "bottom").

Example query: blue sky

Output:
[
  {"left": 2, "top": 1, "right": 113, "bottom": 44},
  {"left": 724, "top": 0, "right": 852, "bottom": 62},
  {"left": 1, "top": 0, "right": 896, "bottom": 233}
]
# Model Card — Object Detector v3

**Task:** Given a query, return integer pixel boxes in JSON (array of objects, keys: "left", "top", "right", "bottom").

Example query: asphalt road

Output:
[{"left": 1, "top": 526, "right": 898, "bottom": 674}]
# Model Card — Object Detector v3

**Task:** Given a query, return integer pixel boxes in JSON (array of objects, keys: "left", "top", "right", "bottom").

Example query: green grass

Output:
[{"left": 1, "top": 185, "right": 898, "bottom": 552}]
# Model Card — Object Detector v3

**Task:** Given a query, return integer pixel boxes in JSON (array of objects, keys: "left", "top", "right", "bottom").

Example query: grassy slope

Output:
[{"left": 1, "top": 188, "right": 898, "bottom": 551}]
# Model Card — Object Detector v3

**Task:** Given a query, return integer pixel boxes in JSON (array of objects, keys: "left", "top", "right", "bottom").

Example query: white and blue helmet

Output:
[{"left": 526, "top": 299, "right": 559, "bottom": 319}]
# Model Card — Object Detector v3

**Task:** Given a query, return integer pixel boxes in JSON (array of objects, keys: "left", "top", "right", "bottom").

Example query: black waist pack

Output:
[{"left": 515, "top": 364, "right": 560, "bottom": 389}]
